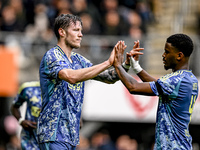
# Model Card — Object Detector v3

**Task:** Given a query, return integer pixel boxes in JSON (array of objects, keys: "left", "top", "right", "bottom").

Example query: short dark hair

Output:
[
  {"left": 166, "top": 33, "right": 193, "bottom": 57},
  {"left": 54, "top": 14, "right": 82, "bottom": 40}
]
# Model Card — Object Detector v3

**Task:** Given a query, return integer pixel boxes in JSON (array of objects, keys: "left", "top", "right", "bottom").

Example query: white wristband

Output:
[
  {"left": 122, "top": 62, "right": 130, "bottom": 69},
  {"left": 130, "top": 57, "right": 143, "bottom": 74},
  {"left": 18, "top": 118, "right": 24, "bottom": 125}
]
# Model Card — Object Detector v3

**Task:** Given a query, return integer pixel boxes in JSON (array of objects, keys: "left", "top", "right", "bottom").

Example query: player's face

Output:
[
  {"left": 162, "top": 42, "right": 179, "bottom": 70},
  {"left": 64, "top": 21, "right": 83, "bottom": 49}
]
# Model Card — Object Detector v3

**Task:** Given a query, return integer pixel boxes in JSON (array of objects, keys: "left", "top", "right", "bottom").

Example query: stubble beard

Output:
[{"left": 65, "top": 40, "right": 81, "bottom": 49}]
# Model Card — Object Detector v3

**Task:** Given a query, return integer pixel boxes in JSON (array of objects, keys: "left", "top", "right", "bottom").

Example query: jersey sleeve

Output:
[
  {"left": 73, "top": 52, "right": 93, "bottom": 68},
  {"left": 13, "top": 84, "right": 27, "bottom": 107},
  {"left": 150, "top": 74, "right": 182, "bottom": 97},
  {"left": 149, "top": 81, "right": 159, "bottom": 96},
  {"left": 45, "top": 49, "right": 71, "bottom": 79}
]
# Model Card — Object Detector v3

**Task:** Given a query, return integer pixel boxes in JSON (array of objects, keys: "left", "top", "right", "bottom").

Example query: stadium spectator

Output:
[
  {"left": 101, "top": 10, "right": 129, "bottom": 36},
  {"left": 127, "top": 10, "right": 143, "bottom": 39},
  {"left": 55, "top": 0, "right": 71, "bottom": 15},
  {"left": 9, "top": 0, "right": 26, "bottom": 29},
  {"left": 76, "top": 135, "right": 91, "bottom": 150},
  {"left": 71, "top": 0, "right": 101, "bottom": 30},
  {"left": 99, "top": 0, "right": 119, "bottom": 14},
  {"left": 80, "top": 12, "right": 101, "bottom": 35},
  {"left": 90, "top": 130, "right": 116, "bottom": 150},
  {"left": 129, "top": 25, "right": 142, "bottom": 40},
  {"left": 116, "top": 135, "right": 138, "bottom": 150},
  {"left": 0, "top": 5, "right": 23, "bottom": 31},
  {"left": 136, "top": 1, "right": 152, "bottom": 34},
  {"left": 0, "top": 0, "right": 147, "bottom": 39}
]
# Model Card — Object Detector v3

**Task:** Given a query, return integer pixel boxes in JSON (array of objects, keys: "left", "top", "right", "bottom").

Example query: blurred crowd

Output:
[
  {"left": 0, "top": 0, "right": 156, "bottom": 41},
  {"left": 77, "top": 131, "right": 140, "bottom": 150},
  {"left": 0, "top": 0, "right": 158, "bottom": 67}
]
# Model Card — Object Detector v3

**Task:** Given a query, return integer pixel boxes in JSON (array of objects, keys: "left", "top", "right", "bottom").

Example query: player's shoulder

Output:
[
  {"left": 183, "top": 70, "right": 199, "bottom": 86},
  {"left": 46, "top": 46, "right": 60, "bottom": 55},
  {"left": 72, "top": 52, "right": 91, "bottom": 62},
  {"left": 178, "top": 70, "right": 198, "bottom": 81},
  {"left": 161, "top": 70, "right": 194, "bottom": 80},
  {"left": 72, "top": 52, "right": 83, "bottom": 58},
  {"left": 18, "top": 81, "right": 40, "bottom": 93},
  {"left": 45, "top": 46, "right": 66, "bottom": 61}
]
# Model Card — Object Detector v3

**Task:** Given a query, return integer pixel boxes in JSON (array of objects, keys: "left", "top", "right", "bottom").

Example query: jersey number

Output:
[{"left": 189, "top": 95, "right": 197, "bottom": 121}]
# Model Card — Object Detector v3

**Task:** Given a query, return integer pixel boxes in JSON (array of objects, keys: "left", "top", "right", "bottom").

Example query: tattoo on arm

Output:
[
  {"left": 92, "top": 68, "right": 119, "bottom": 83},
  {"left": 92, "top": 66, "right": 129, "bottom": 83}
]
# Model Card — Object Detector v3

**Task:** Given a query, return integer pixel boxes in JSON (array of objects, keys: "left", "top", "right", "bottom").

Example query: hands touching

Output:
[
  {"left": 113, "top": 41, "right": 127, "bottom": 67},
  {"left": 108, "top": 41, "right": 126, "bottom": 66},
  {"left": 110, "top": 40, "right": 144, "bottom": 74},
  {"left": 126, "top": 40, "right": 144, "bottom": 64}
]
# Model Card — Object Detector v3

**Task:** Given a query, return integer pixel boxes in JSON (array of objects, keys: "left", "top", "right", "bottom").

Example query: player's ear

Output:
[
  {"left": 58, "top": 28, "right": 66, "bottom": 37},
  {"left": 177, "top": 52, "right": 184, "bottom": 61}
]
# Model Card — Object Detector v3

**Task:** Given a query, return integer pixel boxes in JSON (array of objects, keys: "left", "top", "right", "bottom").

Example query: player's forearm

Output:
[
  {"left": 92, "top": 65, "right": 130, "bottom": 84},
  {"left": 115, "top": 65, "right": 154, "bottom": 95},
  {"left": 10, "top": 105, "right": 21, "bottom": 120},
  {"left": 92, "top": 68, "right": 118, "bottom": 84},
  {"left": 115, "top": 65, "right": 138, "bottom": 92},
  {"left": 59, "top": 60, "right": 112, "bottom": 84},
  {"left": 137, "top": 70, "right": 157, "bottom": 82}
]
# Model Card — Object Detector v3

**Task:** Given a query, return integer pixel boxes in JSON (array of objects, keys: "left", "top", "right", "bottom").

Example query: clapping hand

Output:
[{"left": 113, "top": 41, "right": 127, "bottom": 67}]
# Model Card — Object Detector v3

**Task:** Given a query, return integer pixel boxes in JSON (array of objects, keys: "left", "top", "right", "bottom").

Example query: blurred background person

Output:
[
  {"left": 10, "top": 81, "right": 42, "bottom": 150},
  {"left": 0, "top": 115, "right": 21, "bottom": 150},
  {"left": 80, "top": 12, "right": 101, "bottom": 35},
  {"left": 0, "top": 5, "right": 22, "bottom": 32},
  {"left": 116, "top": 134, "right": 138, "bottom": 150},
  {"left": 90, "top": 130, "right": 116, "bottom": 150},
  {"left": 101, "top": 10, "right": 129, "bottom": 36},
  {"left": 76, "top": 134, "right": 91, "bottom": 150}
]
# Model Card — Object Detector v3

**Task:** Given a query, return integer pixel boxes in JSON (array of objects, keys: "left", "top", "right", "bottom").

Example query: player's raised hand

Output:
[
  {"left": 123, "top": 40, "right": 143, "bottom": 66},
  {"left": 129, "top": 40, "right": 144, "bottom": 74},
  {"left": 130, "top": 40, "right": 144, "bottom": 61},
  {"left": 108, "top": 41, "right": 118, "bottom": 66},
  {"left": 113, "top": 41, "right": 127, "bottom": 67}
]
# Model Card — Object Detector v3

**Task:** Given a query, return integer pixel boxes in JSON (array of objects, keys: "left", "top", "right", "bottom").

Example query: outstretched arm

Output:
[
  {"left": 59, "top": 42, "right": 118, "bottom": 84},
  {"left": 113, "top": 41, "right": 154, "bottom": 96}
]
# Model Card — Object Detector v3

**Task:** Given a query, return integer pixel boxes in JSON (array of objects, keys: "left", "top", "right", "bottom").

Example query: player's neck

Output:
[
  {"left": 57, "top": 42, "right": 73, "bottom": 59},
  {"left": 172, "top": 63, "right": 189, "bottom": 72}
]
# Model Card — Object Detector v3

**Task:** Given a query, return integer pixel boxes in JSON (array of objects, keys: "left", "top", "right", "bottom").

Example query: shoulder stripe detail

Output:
[
  {"left": 56, "top": 45, "right": 65, "bottom": 55},
  {"left": 18, "top": 81, "right": 40, "bottom": 94}
]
